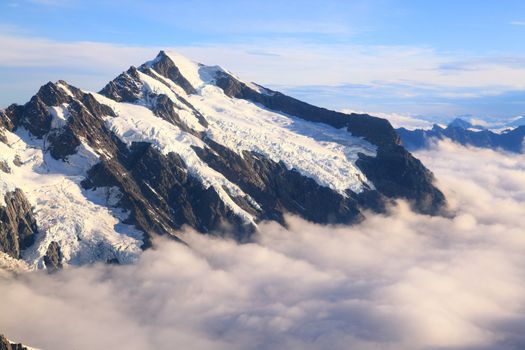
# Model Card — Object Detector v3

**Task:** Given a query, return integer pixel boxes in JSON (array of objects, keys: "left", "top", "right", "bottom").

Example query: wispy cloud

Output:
[
  {"left": 511, "top": 20, "right": 525, "bottom": 26},
  {"left": 0, "top": 34, "right": 154, "bottom": 69},
  {"left": 1, "top": 32, "right": 525, "bottom": 115},
  {"left": 3, "top": 33, "right": 525, "bottom": 90}
]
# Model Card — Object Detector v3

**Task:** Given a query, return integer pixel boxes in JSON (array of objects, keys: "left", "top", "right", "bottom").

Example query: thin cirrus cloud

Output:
[
  {"left": 1, "top": 141, "right": 525, "bottom": 350},
  {"left": 1, "top": 32, "right": 525, "bottom": 116}
]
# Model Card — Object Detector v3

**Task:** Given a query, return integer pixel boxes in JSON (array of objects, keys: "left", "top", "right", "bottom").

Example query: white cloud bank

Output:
[{"left": 1, "top": 142, "right": 525, "bottom": 350}]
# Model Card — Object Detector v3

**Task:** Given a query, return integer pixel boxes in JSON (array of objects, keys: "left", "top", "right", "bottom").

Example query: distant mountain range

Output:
[{"left": 397, "top": 117, "right": 525, "bottom": 153}]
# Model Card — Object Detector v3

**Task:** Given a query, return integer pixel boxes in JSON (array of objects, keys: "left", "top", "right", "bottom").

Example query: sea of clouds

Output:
[{"left": 1, "top": 140, "right": 525, "bottom": 350}]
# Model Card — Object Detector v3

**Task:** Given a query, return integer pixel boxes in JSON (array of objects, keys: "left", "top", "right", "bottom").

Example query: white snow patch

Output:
[
  {"left": 197, "top": 65, "right": 225, "bottom": 85},
  {"left": 162, "top": 51, "right": 205, "bottom": 88},
  {"left": 190, "top": 85, "right": 376, "bottom": 193},
  {"left": 48, "top": 104, "right": 70, "bottom": 129},
  {"left": 56, "top": 81, "right": 75, "bottom": 98}
]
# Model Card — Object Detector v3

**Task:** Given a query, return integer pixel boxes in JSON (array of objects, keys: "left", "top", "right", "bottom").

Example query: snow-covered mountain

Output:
[{"left": 0, "top": 51, "right": 445, "bottom": 270}]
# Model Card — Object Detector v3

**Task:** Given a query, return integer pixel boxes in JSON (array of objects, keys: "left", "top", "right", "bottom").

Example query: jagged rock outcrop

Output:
[
  {"left": 0, "top": 189, "right": 38, "bottom": 259},
  {"left": 43, "top": 241, "right": 63, "bottom": 271},
  {"left": 0, "top": 112, "right": 11, "bottom": 143},
  {"left": 0, "top": 161, "right": 11, "bottom": 173},
  {"left": 99, "top": 67, "right": 144, "bottom": 103},
  {"left": 0, "top": 335, "right": 29, "bottom": 350},
  {"left": 356, "top": 144, "right": 445, "bottom": 213},
  {"left": 4, "top": 81, "right": 74, "bottom": 138}
]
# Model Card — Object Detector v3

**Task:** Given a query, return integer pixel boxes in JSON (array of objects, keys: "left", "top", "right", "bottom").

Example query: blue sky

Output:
[{"left": 1, "top": 0, "right": 524, "bottom": 120}]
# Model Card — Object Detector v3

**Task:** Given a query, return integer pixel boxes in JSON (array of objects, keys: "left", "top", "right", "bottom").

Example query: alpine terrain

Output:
[{"left": 0, "top": 51, "right": 446, "bottom": 270}]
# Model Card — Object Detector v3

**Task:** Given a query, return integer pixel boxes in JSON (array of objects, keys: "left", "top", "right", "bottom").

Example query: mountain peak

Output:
[
  {"left": 448, "top": 117, "right": 472, "bottom": 129},
  {"left": 141, "top": 50, "right": 197, "bottom": 94},
  {"left": 157, "top": 49, "right": 169, "bottom": 58},
  {"left": 34, "top": 80, "right": 80, "bottom": 104}
]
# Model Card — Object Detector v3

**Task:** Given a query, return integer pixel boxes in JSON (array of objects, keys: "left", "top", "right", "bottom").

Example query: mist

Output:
[{"left": 1, "top": 140, "right": 525, "bottom": 350}]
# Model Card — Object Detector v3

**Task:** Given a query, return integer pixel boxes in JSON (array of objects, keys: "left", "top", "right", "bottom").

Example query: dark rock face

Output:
[
  {"left": 12, "top": 156, "right": 23, "bottom": 168},
  {"left": 195, "top": 138, "right": 373, "bottom": 225},
  {"left": 0, "top": 189, "right": 38, "bottom": 259},
  {"left": 150, "top": 94, "right": 207, "bottom": 133},
  {"left": 81, "top": 142, "right": 254, "bottom": 244},
  {"left": 99, "top": 66, "right": 144, "bottom": 103},
  {"left": 213, "top": 71, "right": 445, "bottom": 214},
  {"left": 0, "top": 111, "right": 14, "bottom": 131},
  {"left": 0, "top": 160, "right": 11, "bottom": 173},
  {"left": 0, "top": 334, "right": 29, "bottom": 350},
  {"left": 356, "top": 145, "right": 445, "bottom": 214},
  {"left": 43, "top": 241, "right": 63, "bottom": 271},
  {"left": 82, "top": 152, "right": 177, "bottom": 248},
  {"left": 397, "top": 124, "right": 525, "bottom": 153},
  {"left": 0, "top": 111, "right": 13, "bottom": 143},
  {"left": 47, "top": 94, "right": 123, "bottom": 161}
]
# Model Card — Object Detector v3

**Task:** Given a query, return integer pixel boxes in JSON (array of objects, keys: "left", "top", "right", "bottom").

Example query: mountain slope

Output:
[{"left": 0, "top": 50, "right": 445, "bottom": 269}]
